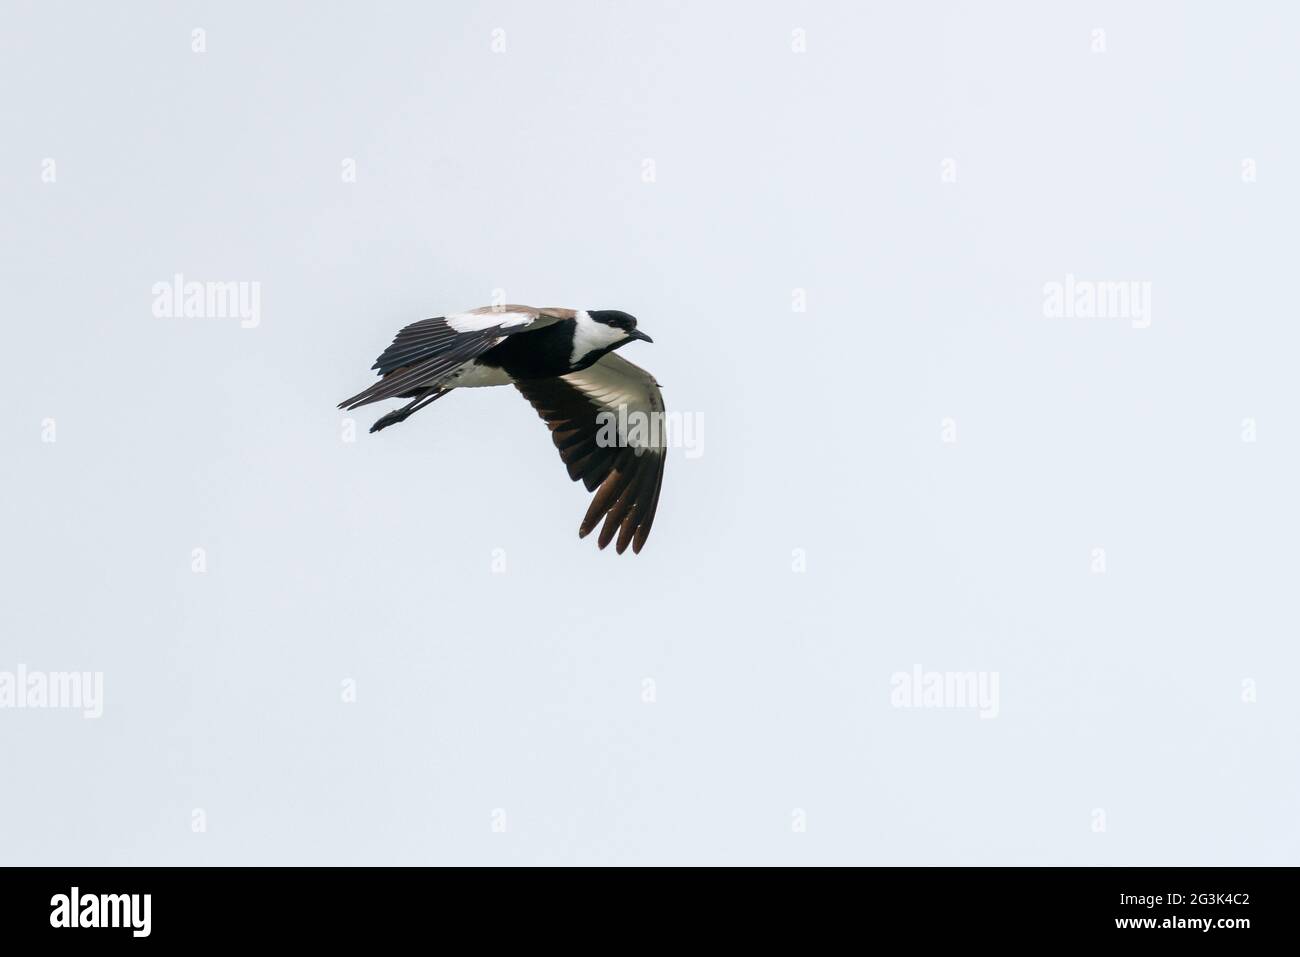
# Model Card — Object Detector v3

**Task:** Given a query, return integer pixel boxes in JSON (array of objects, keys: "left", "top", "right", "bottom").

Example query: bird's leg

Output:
[{"left": 369, "top": 389, "right": 447, "bottom": 433}]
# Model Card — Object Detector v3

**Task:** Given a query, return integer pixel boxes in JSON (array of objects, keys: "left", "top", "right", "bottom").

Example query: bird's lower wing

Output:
[
  {"left": 514, "top": 353, "right": 667, "bottom": 554},
  {"left": 338, "top": 306, "right": 568, "bottom": 410}
]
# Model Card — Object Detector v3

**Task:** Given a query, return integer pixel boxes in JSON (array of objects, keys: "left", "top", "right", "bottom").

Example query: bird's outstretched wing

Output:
[
  {"left": 338, "top": 306, "right": 571, "bottom": 410},
  {"left": 514, "top": 353, "right": 667, "bottom": 554}
]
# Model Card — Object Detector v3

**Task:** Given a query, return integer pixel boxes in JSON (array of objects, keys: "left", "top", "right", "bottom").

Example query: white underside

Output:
[{"left": 441, "top": 360, "right": 513, "bottom": 388}]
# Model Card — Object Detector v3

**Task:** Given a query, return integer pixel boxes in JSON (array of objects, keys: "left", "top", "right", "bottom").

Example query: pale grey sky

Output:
[{"left": 1, "top": 1, "right": 1296, "bottom": 865}]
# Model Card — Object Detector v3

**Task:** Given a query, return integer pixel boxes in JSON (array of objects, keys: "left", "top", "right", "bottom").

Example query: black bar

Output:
[{"left": 0, "top": 867, "right": 1279, "bottom": 944}]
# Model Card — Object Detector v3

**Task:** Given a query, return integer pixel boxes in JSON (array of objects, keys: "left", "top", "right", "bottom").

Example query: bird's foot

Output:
[{"left": 370, "top": 410, "right": 409, "bottom": 433}]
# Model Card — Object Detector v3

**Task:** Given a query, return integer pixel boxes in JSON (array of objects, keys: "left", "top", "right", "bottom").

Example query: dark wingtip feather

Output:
[{"left": 597, "top": 512, "right": 619, "bottom": 549}]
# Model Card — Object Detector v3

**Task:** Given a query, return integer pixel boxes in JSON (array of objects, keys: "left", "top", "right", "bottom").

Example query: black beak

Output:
[{"left": 628, "top": 329, "right": 654, "bottom": 344}]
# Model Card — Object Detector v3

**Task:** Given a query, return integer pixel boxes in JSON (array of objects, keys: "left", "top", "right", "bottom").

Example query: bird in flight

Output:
[{"left": 339, "top": 306, "right": 666, "bottom": 554}]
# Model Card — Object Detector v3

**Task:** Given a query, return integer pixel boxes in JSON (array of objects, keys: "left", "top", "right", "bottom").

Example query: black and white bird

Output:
[{"left": 339, "top": 306, "right": 666, "bottom": 554}]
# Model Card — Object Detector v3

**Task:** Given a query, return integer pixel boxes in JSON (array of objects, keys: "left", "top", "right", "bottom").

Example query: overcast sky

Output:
[{"left": 1, "top": 1, "right": 1296, "bottom": 864}]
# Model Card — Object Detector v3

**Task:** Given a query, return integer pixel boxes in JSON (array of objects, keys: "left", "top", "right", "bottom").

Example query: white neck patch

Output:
[{"left": 569, "top": 311, "right": 625, "bottom": 365}]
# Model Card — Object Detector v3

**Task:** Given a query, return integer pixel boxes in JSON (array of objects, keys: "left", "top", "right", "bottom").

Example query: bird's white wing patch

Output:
[
  {"left": 513, "top": 351, "right": 667, "bottom": 554},
  {"left": 562, "top": 352, "right": 666, "bottom": 451},
  {"left": 445, "top": 310, "right": 537, "bottom": 333}
]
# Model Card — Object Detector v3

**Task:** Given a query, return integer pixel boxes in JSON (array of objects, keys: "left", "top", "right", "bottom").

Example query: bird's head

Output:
[{"left": 588, "top": 310, "right": 653, "bottom": 345}]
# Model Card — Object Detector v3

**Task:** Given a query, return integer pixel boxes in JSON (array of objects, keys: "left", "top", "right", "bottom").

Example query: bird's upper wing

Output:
[
  {"left": 514, "top": 352, "right": 667, "bottom": 554},
  {"left": 339, "top": 306, "right": 572, "bottom": 410}
]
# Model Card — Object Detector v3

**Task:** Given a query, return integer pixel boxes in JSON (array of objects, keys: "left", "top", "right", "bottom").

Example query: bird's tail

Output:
[{"left": 338, "top": 377, "right": 400, "bottom": 412}]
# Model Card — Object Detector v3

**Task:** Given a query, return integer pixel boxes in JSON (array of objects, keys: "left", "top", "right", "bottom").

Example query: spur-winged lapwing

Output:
[{"left": 339, "top": 306, "right": 666, "bottom": 554}]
